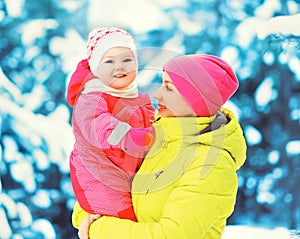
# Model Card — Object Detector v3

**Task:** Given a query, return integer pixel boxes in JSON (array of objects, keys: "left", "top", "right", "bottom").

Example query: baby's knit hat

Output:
[
  {"left": 87, "top": 27, "right": 138, "bottom": 77},
  {"left": 163, "top": 54, "right": 239, "bottom": 117}
]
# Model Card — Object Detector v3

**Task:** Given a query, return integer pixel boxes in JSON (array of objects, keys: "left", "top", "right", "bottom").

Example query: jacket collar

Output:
[{"left": 153, "top": 114, "right": 217, "bottom": 140}]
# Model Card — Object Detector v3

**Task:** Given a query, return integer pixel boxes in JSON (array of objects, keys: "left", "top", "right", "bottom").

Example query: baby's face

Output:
[{"left": 96, "top": 47, "right": 137, "bottom": 89}]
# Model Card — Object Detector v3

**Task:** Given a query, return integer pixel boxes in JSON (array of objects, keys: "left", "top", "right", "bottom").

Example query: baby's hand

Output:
[{"left": 78, "top": 214, "right": 101, "bottom": 239}]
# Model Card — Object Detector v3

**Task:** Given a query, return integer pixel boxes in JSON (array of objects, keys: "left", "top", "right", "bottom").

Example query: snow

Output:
[
  {"left": 286, "top": 140, "right": 300, "bottom": 156},
  {"left": 50, "top": 29, "right": 87, "bottom": 72},
  {"left": 254, "top": 76, "right": 278, "bottom": 110},
  {"left": 87, "top": 0, "right": 173, "bottom": 34},
  {"left": 31, "top": 218, "right": 56, "bottom": 239},
  {"left": 256, "top": 14, "right": 300, "bottom": 39},
  {"left": 254, "top": 0, "right": 282, "bottom": 19},
  {"left": 268, "top": 150, "right": 280, "bottom": 165},
  {"left": 222, "top": 225, "right": 291, "bottom": 239},
  {"left": 256, "top": 171, "right": 285, "bottom": 204},
  {"left": 17, "top": 202, "right": 33, "bottom": 227},
  {"left": 220, "top": 46, "right": 240, "bottom": 69},
  {"left": 0, "top": 208, "right": 12, "bottom": 239},
  {"left": 244, "top": 125, "right": 262, "bottom": 146},
  {"left": 20, "top": 19, "right": 59, "bottom": 46},
  {"left": 178, "top": 16, "right": 203, "bottom": 35},
  {"left": 288, "top": 56, "right": 300, "bottom": 81},
  {"left": 1, "top": 0, "right": 300, "bottom": 238},
  {"left": 3, "top": 0, "right": 24, "bottom": 17},
  {"left": 235, "top": 13, "right": 300, "bottom": 48},
  {"left": 0, "top": 96, "right": 74, "bottom": 173},
  {"left": 156, "top": 0, "right": 187, "bottom": 9},
  {"left": 31, "top": 190, "right": 52, "bottom": 208},
  {"left": 0, "top": 68, "right": 22, "bottom": 100},
  {"left": 0, "top": 193, "right": 18, "bottom": 218},
  {"left": 10, "top": 160, "right": 36, "bottom": 193}
]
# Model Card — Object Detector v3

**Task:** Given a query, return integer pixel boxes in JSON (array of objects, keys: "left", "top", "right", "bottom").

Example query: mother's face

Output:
[{"left": 153, "top": 72, "right": 196, "bottom": 117}]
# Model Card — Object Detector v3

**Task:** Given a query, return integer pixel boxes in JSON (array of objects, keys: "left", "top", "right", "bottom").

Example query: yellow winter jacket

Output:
[{"left": 72, "top": 108, "right": 247, "bottom": 239}]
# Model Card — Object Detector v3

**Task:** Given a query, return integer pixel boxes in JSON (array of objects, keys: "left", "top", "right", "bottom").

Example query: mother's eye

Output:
[{"left": 165, "top": 85, "right": 172, "bottom": 91}]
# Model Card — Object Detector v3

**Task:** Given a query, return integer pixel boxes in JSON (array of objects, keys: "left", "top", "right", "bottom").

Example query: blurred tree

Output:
[{"left": 0, "top": 0, "right": 300, "bottom": 238}]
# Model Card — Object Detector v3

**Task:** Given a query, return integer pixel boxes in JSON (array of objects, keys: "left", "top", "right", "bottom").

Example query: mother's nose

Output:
[{"left": 153, "top": 85, "right": 163, "bottom": 100}]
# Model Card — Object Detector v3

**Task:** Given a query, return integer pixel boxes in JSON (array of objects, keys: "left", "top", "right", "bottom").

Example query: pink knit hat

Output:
[
  {"left": 163, "top": 54, "right": 239, "bottom": 116},
  {"left": 86, "top": 27, "right": 138, "bottom": 77}
]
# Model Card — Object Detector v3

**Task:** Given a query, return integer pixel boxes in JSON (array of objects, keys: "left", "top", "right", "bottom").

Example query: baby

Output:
[{"left": 66, "top": 27, "right": 155, "bottom": 221}]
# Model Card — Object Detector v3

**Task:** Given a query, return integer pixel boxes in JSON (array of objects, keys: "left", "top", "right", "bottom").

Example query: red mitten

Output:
[
  {"left": 122, "top": 126, "right": 155, "bottom": 157},
  {"left": 66, "top": 59, "right": 96, "bottom": 106}
]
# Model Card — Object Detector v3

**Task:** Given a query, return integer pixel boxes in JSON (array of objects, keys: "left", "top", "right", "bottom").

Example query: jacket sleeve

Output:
[
  {"left": 72, "top": 154, "right": 238, "bottom": 239},
  {"left": 74, "top": 94, "right": 154, "bottom": 154},
  {"left": 72, "top": 201, "right": 90, "bottom": 229}
]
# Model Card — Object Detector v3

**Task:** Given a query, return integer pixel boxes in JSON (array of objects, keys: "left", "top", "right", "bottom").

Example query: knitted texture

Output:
[{"left": 163, "top": 54, "right": 239, "bottom": 116}]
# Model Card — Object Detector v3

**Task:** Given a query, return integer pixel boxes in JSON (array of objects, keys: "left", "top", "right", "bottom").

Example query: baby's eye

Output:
[
  {"left": 123, "top": 58, "right": 133, "bottom": 62},
  {"left": 104, "top": 59, "right": 113, "bottom": 63}
]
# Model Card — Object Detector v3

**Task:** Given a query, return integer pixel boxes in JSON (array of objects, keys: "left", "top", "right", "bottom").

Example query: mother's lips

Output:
[{"left": 158, "top": 104, "right": 166, "bottom": 109}]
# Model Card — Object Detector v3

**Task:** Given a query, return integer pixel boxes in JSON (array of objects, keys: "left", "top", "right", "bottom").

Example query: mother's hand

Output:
[{"left": 78, "top": 214, "right": 101, "bottom": 239}]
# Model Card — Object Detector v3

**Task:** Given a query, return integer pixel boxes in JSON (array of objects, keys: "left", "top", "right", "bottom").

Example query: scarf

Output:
[{"left": 81, "top": 78, "right": 138, "bottom": 98}]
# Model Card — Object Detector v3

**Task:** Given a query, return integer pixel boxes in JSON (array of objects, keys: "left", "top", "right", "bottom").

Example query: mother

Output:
[{"left": 72, "top": 53, "right": 247, "bottom": 239}]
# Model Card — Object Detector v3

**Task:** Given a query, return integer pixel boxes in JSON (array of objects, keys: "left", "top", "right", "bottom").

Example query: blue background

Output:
[{"left": 0, "top": 0, "right": 299, "bottom": 238}]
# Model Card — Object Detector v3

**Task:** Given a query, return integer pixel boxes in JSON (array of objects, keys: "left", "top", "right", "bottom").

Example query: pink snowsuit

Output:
[{"left": 67, "top": 60, "right": 155, "bottom": 221}]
